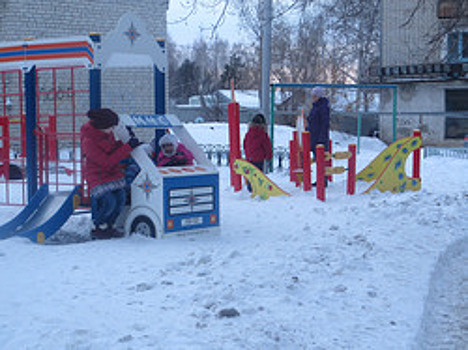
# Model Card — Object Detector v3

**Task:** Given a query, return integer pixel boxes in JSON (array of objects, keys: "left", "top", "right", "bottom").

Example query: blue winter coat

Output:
[{"left": 306, "top": 97, "right": 330, "bottom": 153}]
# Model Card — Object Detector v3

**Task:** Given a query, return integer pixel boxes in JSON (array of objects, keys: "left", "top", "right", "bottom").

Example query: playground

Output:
[
  {"left": 0, "top": 13, "right": 425, "bottom": 243},
  {"left": 0, "top": 14, "right": 467, "bottom": 350},
  {"left": 0, "top": 124, "right": 467, "bottom": 348},
  {"left": 0, "top": 37, "right": 465, "bottom": 344}
]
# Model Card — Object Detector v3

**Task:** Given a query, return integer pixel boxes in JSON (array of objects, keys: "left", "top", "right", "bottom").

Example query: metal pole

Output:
[
  {"left": 25, "top": 66, "right": 38, "bottom": 200},
  {"left": 154, "top": 39, "right": 167, "bottom": 157},
  {"left": 270, "top": 86, "right": 275, "bottom": 172},
  {"left": 89, "top": 69, "right": 101, "bottom": 109},
  {"left": 261, "top": 0, "right": 272, "bottom": 117},
  {"left": 392, "top": 86, "right": 397, "bottom": 142},
  {"left": 89, "top": 33, "right": 102, "bottom": 110},
  {"left": 357, "top": 112, "right": 362, "bottom": 154}
]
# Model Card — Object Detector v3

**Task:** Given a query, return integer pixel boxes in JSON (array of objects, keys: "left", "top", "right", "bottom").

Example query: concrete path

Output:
[{"left": 414, "top": 237, "right": 468, "bottom": 349}]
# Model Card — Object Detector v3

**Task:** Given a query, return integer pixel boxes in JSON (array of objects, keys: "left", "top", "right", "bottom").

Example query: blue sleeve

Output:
[
  {"left": 306, "top": 109, "right": 313, "bottom": 131},
  {"left": 123, "top": 159, "right": 141, "bottom": 185},
  {"left": 317, "top": 102, "right": 330, "bottom": 143}
]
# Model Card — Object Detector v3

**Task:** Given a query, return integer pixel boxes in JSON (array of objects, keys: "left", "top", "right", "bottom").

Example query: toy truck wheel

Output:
[{"left": 130, "top": 216, "right": 156, "bottom": 238}]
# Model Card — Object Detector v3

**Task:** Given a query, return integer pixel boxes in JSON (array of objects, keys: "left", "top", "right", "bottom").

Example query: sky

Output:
[
  {"left": 0, "top": 124, "right": 467, "bottom": 348},
  {"left": 167, "top": 0, "right": 248, "bottom": 46}
]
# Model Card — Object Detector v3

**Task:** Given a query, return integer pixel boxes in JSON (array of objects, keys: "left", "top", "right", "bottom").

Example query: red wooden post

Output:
[
  {"left": 347, "top": 144, "right": 356, "bottom": 195},
  {"left": 316, "top": 144, "right": 326, "bottom": 201},
  {"left": 228, "top": 99, "right": 242, "bottom": 191},
  {"left": 302, "top": 131, "right": 311, "bottom": 191},
  {"left": 413, "top": 129, "right": 421, "bottom": 180},
  {"left": 289, "top": 139, "right": 296, "bottom": 183},
  {"left": 293, "top": 131, "right": 301, "bottom": 186},
  {"left": 327, "top": 139, "right": 333, "bottom": 182}
]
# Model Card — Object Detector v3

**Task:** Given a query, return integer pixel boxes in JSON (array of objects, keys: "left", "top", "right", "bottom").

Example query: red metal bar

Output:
[
  {"left": 48, "top": 115, "right": 57, "bottom": 161},
  {"left": 347, "top": 144, "right": 357, "bottom": 195},
  {"left": 413, "top": 129, "right": 421, "bottom": 180},
  {"left": 0, "top": 117, "right": 10, "bottom": 179},
  {"left": 37, "top": 128, "right": 44, "bottom": 187},
  {"left": 13, "top": 70, "right": 26, "bottom": 157},
  {"left": 327, "top": 139, "right": 333, "bottom": 182},
  {"left": 44, "top": 127, "right": 50, "bottom": 187},
  {"left": 302, "top": 131, "right": 311, "bottom": 191},
  {"left": 316, "top": 144, "right": 326, "bottom": 201},
  {"left": 20, "top": 117, "right": 26, "bottom": 157},
  {"left": 52, "top": 69, "right": 58, "bottom": 166},
  {"left": 71, "top": 67, "right": 78, "bottom": 186},
  {"left": 36, "top": 64, "right": 86, "bottom": 72}
]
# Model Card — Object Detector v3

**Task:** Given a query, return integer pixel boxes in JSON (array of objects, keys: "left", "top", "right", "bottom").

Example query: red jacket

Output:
[
  {"left": 156, "top": 144, "right": 194, "bottom": 167},
  {"left": 80, "top": 122, "right": 133, "bottom": 190},
  {"left": 243, "top": 125, "right": 272, "bottom": 163}
]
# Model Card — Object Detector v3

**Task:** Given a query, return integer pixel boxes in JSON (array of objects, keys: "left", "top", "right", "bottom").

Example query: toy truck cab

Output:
[{"left": 119, "top": 114, "right": 219, "bottom": 238}]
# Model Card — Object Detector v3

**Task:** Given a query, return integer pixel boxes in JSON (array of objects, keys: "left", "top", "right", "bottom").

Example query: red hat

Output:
[{"left": 87, "top": 108, "right": 119, "bottom": 130}]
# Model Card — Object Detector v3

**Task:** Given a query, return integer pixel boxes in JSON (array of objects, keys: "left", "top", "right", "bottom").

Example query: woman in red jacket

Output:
[
  {"left": 243, "top": 113, "right": 272, "bottom": 191},
  {"left": 81, "top": 108, "right": 140, "bottom": 239}
]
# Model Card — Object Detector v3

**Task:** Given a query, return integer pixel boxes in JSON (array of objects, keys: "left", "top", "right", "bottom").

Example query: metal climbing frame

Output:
[
  {"left": 0, "top": 69, "right": 26, "bottom": 206},
  {"left": 0, "top": 65, "right": 89, "bottom": 206},
  {"left": 35, "top": 65, "right": 89, "bottom": 202}
]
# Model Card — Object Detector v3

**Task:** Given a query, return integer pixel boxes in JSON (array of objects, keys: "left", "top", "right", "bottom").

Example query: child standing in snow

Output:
[
  {"left": 81, "top": 108, "right": 141, "bottom": 240},
  {"left": 243, "top": 114, "right": 272, "bottom": 190},
  {"left": 154, "top": 133, "right": 194, "bottom": 167}
]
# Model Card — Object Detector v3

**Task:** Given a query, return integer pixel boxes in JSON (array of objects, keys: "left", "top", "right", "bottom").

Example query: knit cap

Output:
[
  {"left": 87, "top": 108, "right": 119, "bottom": 130},
  {"left": 158, "top": 133, "right": 178, "bottom": 148},
  {"left": 251, "top": 113, "right": 266, "bottom": 125},
  {"left": 158, "top": 133, "right": 178, "bottom": 157},
  {"left": 311, "top": 87, "right": 325, "bottom": 98}
]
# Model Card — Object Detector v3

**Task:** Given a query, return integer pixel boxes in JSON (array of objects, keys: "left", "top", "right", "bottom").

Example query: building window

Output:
[
  {"left": 445, "top": 89, "right": 468, "bottom": 139},
  {"left": 438, "top": 0, "right": 461, "bottom": 19},
  {"left": 463, "top": 32, "right": 468, "bottom": 59},
  {"left": 447, "top": 31, "right": 468, "bottom": 63}
]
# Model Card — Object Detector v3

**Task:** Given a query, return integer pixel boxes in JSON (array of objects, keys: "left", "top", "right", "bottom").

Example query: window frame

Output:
[
  {"left": 444, "top": 89, "right": 468, "bottom": 139},
  {"left": 447, "top": 31, "right": 468, "bottom": 63}
]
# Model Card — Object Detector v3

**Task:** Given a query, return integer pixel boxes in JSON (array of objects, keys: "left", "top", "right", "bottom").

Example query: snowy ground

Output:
[{"left": 0, "top": 124, "right": 467, "bottom": 349}]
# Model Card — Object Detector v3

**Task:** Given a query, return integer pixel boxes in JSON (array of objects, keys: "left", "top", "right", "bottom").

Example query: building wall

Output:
[
  {"left": 380, "top": 0, "right": 468, "bottom": 146},
  {"left": 0, "top": 0, "right": 167, "bottom": 41},
  {"left": 0, "top": 0, "right": 168, "bottom": 145},
  {"left": 382, "top": 0, "right": 441, "bottom": 66},
  {"left": 380, "top": 81, "right": 468, "bottom": 146}
]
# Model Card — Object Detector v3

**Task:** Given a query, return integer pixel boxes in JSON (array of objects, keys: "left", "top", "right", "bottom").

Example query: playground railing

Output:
[
  {"left": 423, "top": 147, "right": 468, "bottom": 159},
  {"left": 200, "top": 144, "right": 290, "bottom": 170}
]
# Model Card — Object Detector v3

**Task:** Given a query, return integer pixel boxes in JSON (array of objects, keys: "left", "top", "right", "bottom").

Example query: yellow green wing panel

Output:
[
  {"left": 357, "top": 136, "right": 422, "bottom": 194},
  {"left": 233, "top": 159, "right": 290, "bottom": 200}
]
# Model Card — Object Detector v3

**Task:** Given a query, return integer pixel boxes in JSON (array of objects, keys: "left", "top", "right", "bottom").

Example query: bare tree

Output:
[
  {"left": 400, "top": 0, "right": 468, "bottom": 61},
  {"left": 322, "top": 0, "right": 381, "bottom": 83}
]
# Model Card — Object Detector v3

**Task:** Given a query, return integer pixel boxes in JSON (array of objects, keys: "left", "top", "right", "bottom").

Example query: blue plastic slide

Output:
[{"left": 0, "top": 184, "right": 80, "bottom": 243}]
